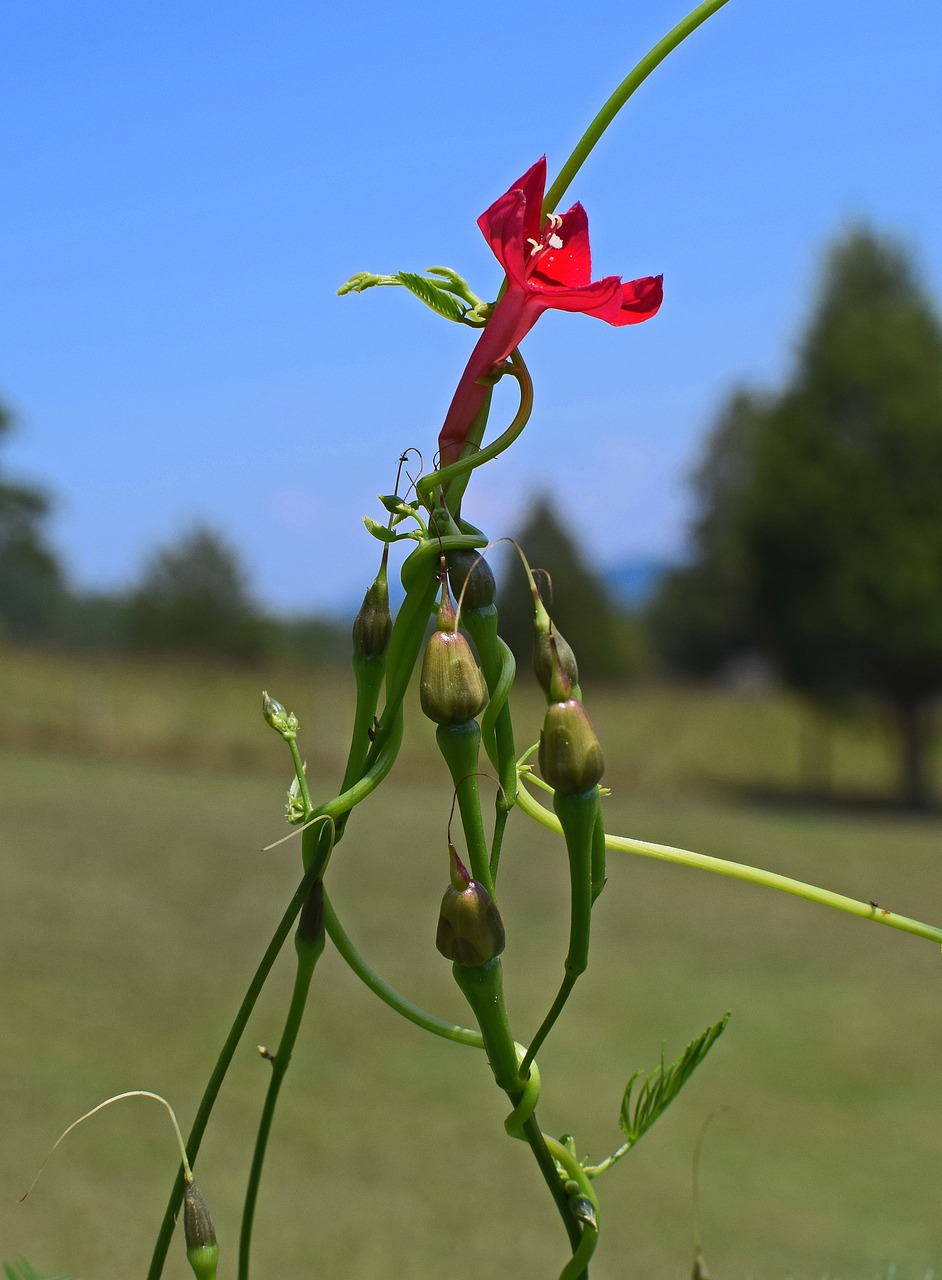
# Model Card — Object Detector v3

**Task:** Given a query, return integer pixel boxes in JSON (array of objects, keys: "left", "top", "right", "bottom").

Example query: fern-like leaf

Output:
[
  {"left": 583, "top": 1013, "right": 729, "bottom": 1179},
  {"left": 397, "top": 272, "right": 467, "bottom": 322},
  {"left": 620, "top": 1013, "right": 729, "bottom": 1147}
]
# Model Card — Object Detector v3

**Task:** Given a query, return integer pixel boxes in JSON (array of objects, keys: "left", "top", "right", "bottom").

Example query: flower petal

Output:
[
  {"left": 528, "top": 275, "right": 623, "bottom": 316},
  {"left": 478, "top": 189, "right": 528, "bottom": 287},
  {"left": 512, "top": 156, "right": 548, "bottom": 245},
  {"left": 608, "top": 274, "right": 664, "bottom": 326},
  {"left": 477, "top": 158, "right": 547, "bottom": 288}
]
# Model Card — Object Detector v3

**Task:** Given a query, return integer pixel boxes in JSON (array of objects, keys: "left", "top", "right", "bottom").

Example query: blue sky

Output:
[{"left": 2, "top": 0, "right": 940, "bottom": 613}]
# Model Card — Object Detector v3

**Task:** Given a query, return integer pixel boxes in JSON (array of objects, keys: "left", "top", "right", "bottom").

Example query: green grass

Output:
[{"left": 1, "top": 648, "right": 941, "bottom": 1278}]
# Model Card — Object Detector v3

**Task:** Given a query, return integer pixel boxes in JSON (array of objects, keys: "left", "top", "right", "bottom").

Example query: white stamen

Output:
[{"left": 547, "top": 233, "right": 564, "bottom": 250}]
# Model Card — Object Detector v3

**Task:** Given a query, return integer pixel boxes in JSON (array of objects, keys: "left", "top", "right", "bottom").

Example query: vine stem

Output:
[
  {"left": 239, "top": 820, "right": 333, "bottom": 1279},
  {"left": 516, "top": 772, "right": 942, "bottom": 947},
  {"left": 323, "top": 890, "right": 483, "bottom": 1047},
  {"left": 238, "top": 935, "right": 322, "bottom": 1280},
  {"left": 542, "top": 0, "right": 733, "bottom": 215},
  {"left": 145, "top": 859, "right": 323, "bottom": 1280}
]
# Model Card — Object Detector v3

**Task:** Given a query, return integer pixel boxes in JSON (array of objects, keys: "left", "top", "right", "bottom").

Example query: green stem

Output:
[
  {"left": 543, "top": 0, "right": 733, "bottom": 215},
  {"left": 304, "top": 704, "right": 404, "bottom": 835},
  {"left": 521, "top": 1113, "right": 587, "bottom": 1275},
  {"left": 145, "top": 860, "right": 322, "bottom": 1280},
  {"left": 452, "top": 961, "right": 588, "bottom": 1278},
  {"left": 323, "top": 889, "right": 483, "bottom": 1047},
  {"left": 436, "top": 721, "right": 494, "bottom": 895},
  {"left": 521, "top": 788, "right": 599, "bottom": 1078},
  {"left": 286, "top": 738, "right": 313, "bottom": 816},
  {"left": 340, "top": 653, "right": 387, "bottom": 797},
  {"left": 238, "top": 933, "right": 323, "bottom": 1280},
  {"left": 239, "top": 819, "right": 333, "bottom": 1279},
  {"left": 516, "top": 775, "right": 942, "bottom": 947}
]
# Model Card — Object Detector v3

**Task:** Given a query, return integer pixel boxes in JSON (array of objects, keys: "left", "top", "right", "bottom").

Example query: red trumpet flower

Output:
[{"left": 438, "top": 157, "right": 663, "bottom": 467}]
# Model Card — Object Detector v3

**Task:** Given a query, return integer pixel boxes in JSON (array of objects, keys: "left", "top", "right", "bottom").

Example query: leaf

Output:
[
  {"left": 619, "top": 1013, "right": 729, "bottom": 1149},
  {"left": 397, "top": 272, "right": 467, "bottom": 322},
  {"left": 336, "top": 270, "right": 397, "bottom": 295},
  {"left": 376, "top": 493, "right": 416, "bottom": 518},
  {"left": 362, "top": 516, "right": 400, "bottom": 543}
]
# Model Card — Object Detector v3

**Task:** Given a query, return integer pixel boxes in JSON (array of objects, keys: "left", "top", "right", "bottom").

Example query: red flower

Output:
[{"left": 438, "top": 157, "right": 663, "bottom": 467}]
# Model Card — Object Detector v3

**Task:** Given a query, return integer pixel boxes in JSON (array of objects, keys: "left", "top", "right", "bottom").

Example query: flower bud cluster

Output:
[{"left": 262, "top": 692, "right": 299, "bottom": 740}]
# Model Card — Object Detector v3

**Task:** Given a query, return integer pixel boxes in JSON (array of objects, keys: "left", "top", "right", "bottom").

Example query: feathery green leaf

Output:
[
  {"left": 582, "top": 1013, "right": 729, "bottom": 1179},
  {"left": 397, "top": 272, "right": 467, "bottom": 322},
  {"left": 619, "top": 1012, "right": 729, "bottom": 1147}
]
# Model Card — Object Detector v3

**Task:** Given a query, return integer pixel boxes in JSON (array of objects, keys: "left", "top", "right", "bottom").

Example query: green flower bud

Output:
[
  {"left": 184, "top": 1181, "right": 219, "bottom": 1280},
  {"left": 539, "top": 698, "right": 605, "bottom": 794},
  {"left": 262, "top": 691, "right": 298, "bottom": 738},
  {"left": 436, "top": 844, "right": 505, "bottom": 967},
  {"left": 447, "top": 549, "right": 496, "bottom": 611},
  {"left": 352, "top": 572, "right": 392, "bottom": 658},
  {"left": 533, "top": 625, "right": 580, "bottom": 702},
  {"left": 420, "top": 588, "right": 488, "bottom": 726}
]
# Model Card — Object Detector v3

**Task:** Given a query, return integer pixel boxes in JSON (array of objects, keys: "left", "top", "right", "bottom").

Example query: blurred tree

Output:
[
  {"left": 654, "top": 228, "right": 942, "bottom": 807},
  {"left": 0, "top": 399, "right": 68, "bottom": 641},
  {"left": 125, "top": 525, "right": 268, "bottom": 663},
  {"left": 496, "top": 494, "right": 644, "bottom": 682},
  {"left": 648, "top": 390, "right": 765, "bottom": 677},
  {"left": 743, "top": 229, "right": 942, "bottom": 808}
]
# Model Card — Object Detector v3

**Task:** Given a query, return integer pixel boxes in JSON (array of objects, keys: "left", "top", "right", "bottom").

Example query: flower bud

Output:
[
  {"left": 352, "top": 573, "right": 392, "bottom": 659},
  {"left": 420, "top": 587, "right": 488, "bottom": 725},
  {"left": 420, "top": 629, "right": 488, "bottom": 725},
  {"left": 539, "top": 698, "right": 605, "bottom": 794},
  {"left": 262, "top": 691, "right": 298, "bottom": 738},
  {"left": 447, "top": 549, "right": 496, "bottom": 611},
  {"left": 184, "top": 1181, "right": 219, "bottom": 1280},
  {"left": 436, "top": 844, "right": 505, "bottom": 967},
  {"left": 533, "top": 625, "right": 580, "bottom": 702}
]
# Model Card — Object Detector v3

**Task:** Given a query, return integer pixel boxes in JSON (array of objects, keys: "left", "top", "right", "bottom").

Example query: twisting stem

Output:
[
  {"left": 146, "top": 859, "right": 323, "bottom": 1280},
  {"left": 323, "top": 889, "right": 483, "bottom": 1047},
  {"left": 417, "top": 349, "right": 533, "bottom": 510},
  {"left": 543, "top": 0, "right": 733, "bottom": 215},
  {"left": 516, "top": 773, "right": 942, "bottom": 946}
]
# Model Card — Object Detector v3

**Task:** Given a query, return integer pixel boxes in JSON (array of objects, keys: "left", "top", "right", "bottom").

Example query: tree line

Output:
[
  {"left": 651, "top": 227, "right": 942, "bottom": 808},
  {"left": 0, "top": 418, "right": 349, "bottom": 665},
  {"left": 3, "top": 225, "right": 941, "bottom": 803}
]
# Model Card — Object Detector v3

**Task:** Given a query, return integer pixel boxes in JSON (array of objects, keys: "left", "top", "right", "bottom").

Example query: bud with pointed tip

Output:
[
  {"left": 533, "top": 624, "right": 580, "bottom": 702},
  {"left": 447, "top": 549, "right": 496, "bottom": 612},
  {"left": 436, "top": 844, "right": 505, "bottom": 967},
  {"left": 420, "top": 585, "right": 488, "bottom": 725},
  {"left": 184, "top": 1181, "right": 219, "bottom": 1280},
  {"left": 262, "top": 691, "right": 298, "bottom": 739},
  {"left": 539, "top": 698, "right": 605, "bottom": 794},
  {"left": 352, "top": 571, "right": 392, "bottom": 659}
]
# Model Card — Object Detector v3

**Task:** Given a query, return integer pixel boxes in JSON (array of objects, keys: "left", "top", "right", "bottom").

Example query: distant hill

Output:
[{"left": 603, "top": 558, "right": 674, "bottom": 608}]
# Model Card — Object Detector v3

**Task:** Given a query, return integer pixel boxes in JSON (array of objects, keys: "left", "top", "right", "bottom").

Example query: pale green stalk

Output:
[{"left": 516, "top": 774, "right": 942, "bottom": 947}]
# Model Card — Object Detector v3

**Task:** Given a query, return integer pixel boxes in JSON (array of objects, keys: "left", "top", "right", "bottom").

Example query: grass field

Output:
[{"left": 1, "top": 647, "right": 941, "bottom": 1279}]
